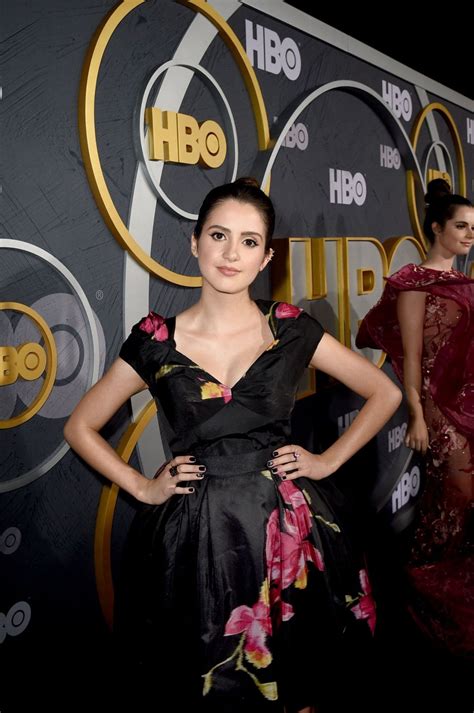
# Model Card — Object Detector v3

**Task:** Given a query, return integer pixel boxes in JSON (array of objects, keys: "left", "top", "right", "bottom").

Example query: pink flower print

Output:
[
  {"left": 266, "top": 491, "right": 324, "bottom": 595},
  {"left": 265, "top": 510, "right": 281, "bottom": 591},
  {"left": 279, "top": 527, "right": 324, "bottom": 589},
  {"left": 225, "top": 599, "right": 272, "bottom": 669},
  {"left": 279, "top": 481, "right": 313, "bottom": 539},
  {"left": 139, "top": 311, "right": 169, "bottom": 341},
  {"left": 275, "top": 302, "right": 302, "bottom": 319},
  {"left": 350, "top": 569, "right": 376, "bottom": 634},
  {"left": 199, "top": 380, "right": 232, "bottom": 403}
]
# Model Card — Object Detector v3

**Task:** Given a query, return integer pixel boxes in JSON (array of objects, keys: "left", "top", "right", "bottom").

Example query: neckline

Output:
[
  {"left": 414, "top": 263, "right": 472, "bottom": 280},
  {"left": 416, "top": 263, "right": 459, "bottom": 275},
  {"left": 168, "top": 299, "right": 277, "bottom": 391}
]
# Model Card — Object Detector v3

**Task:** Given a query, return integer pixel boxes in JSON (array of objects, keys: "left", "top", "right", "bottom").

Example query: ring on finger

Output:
[
  {"left": 169, "top": 465, "right": 179, "bottom": 477},
  {"left": 293, "top": 451, "right": 300, "bottom": 462}
]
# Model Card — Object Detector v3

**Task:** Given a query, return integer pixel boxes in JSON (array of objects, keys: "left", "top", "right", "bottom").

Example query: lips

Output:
[{"left": 217, "top": 266, "right": 241, "bottom": 276}]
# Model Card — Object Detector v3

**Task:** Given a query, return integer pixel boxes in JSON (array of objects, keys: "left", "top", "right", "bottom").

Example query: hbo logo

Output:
[
  {"left": 337, "top": 409, "right": 360, "bottom": 436},
  {"left": 392, "top": 466, "right": 421, "bottom": 513},
  {"left": 245, "top": 20, "right": 301, "bottom": 80},
  {"left": 388, "top": 422, "right": 407, "bottom": 452},
  {"left": 380, "top": 144, "right": 401, "bottom": 170},
  {"left": 282, "top": 122, "right": 308, "bottom": 150},
  {"left": 0, "top": 343, "right": 46, "bottom": 385},
  {"left": 329, "top": 169, "right": 367, "bottom": 206},
  {"left": 145, "top": 109, "right": 226, "bottom": 168},
  {"left": 382, "top": 80, "right": 412, "bottom": 121}
]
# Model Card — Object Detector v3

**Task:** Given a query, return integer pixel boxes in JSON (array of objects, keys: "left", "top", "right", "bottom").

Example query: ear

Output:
[
  {"left": 191, "top": 234, "right": 199, "bottom": 257},
  {"left": 259, "top": 247, "right": 274, "bottom": 272},
  {"left": 431, "top": 221, "right": 442, "bottom": 237}
]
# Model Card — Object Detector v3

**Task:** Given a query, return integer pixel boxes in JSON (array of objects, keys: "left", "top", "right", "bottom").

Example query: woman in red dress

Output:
[{"left": 357, "top": 179, "right": 474, "bottom": 656}]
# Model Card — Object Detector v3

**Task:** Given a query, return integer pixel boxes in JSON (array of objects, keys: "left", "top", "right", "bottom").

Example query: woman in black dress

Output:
[{"left": 65, "top": 178, "right": 401, "bottom": 712}]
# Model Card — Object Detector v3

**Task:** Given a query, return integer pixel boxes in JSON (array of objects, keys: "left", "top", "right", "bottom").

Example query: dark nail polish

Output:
[
  {"left": 196, "top": 473, "right": 204, "bottom": 479},
  {"left": 188, "top": 487, "right": 195, "bottom": 493},
  {"left": 272, "top": 450, "right": 278, "bottom": 457},
  {"left": 189, "top": 456, "right": 196, "bottom": 463},
  {"left": 271, "top": 467, "right": 278, "bottom": 474},
  {"left": 281, "top": 475, "right": 287, "bottom": 480},
  {"left": 267, "top": 460, "right": 273, "bottom": 466},
  {"left": 198, "top": 465, "right": 206, "bottom": 472}
]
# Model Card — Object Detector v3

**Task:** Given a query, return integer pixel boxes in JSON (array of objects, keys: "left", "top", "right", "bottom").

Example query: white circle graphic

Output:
[
  {"left": 138, "top": 60, "right": 239, "bottom": 220},
  {"left": 0, "top": 240, "right": 102, "bottom": 493}
]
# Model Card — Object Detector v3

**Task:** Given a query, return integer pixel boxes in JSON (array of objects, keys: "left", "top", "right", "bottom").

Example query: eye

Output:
[
  {"left": 243, "top": 238, "right": 258, "bottom": 247},
  {"left": 210, "top": 231, "right": 226, "bottom": 241}
]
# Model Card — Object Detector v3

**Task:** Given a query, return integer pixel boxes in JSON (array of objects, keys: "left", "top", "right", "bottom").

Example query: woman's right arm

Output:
[
  {"left": 396, "top": 290, "right": 429, "bottom": 453},
  {"left": 64, "top": 358, "right": 202, "bottom": 503}
]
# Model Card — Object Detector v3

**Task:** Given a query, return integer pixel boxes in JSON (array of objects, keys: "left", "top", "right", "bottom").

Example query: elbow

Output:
[
  {"left": 373, "top": 375, "right": 402, "bottom": 412},
  {"left": 63, "top": 415, "right": 80, "bottom": 448},
  {"left": 63, "top": 417, "right": 74, "bottom": 446},
  {"left": 388, "top": 382, "right": 403, "bottom": 411}
]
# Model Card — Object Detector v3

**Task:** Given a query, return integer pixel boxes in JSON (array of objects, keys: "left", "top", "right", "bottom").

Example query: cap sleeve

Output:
[
  {"left": 119, "top": 312, "right": 170, "bottom": 387},
  {"left": 274, "top": 301, "right": 325, "bottom": 367},
  {"left": 297, "top": 310, "right": 325, "bottom": 366}
]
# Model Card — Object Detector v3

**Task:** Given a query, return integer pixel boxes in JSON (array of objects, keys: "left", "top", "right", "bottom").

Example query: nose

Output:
[{"left": 222, "top": 240, "right": 240, "bottom": 262}]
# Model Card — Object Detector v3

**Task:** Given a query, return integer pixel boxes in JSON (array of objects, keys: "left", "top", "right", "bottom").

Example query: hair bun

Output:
[
  {"left": 424, "top": 178, "right": 452, "bottom": 205},
  {"left": 234, "top": 176, "right": 260, "bottom": 189}
]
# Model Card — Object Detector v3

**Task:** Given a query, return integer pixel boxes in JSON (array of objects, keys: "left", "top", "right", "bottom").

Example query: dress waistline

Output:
[{"left": 192, "top": 446, "right": 277, "bottom": 477}]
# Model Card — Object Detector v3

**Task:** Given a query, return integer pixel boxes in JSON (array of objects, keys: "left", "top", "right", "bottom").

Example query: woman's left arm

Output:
[{"left": 270, "top": 333, "right": 402, "bottom": 481}]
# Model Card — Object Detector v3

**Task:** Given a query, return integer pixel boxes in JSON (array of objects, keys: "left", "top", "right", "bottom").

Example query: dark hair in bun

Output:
[
  {"left": 423, "top": 178, "right": 472, "bottom": 244},
  {"left": 194, "top": 177, "right": 275, "bottom": 248}
]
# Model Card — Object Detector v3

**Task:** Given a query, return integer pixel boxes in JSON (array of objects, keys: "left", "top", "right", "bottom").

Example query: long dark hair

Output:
[
  {"left": 194, "top": 177, "right": 275, "bottom": 249},
  {"left": 423, "top": 178, "right": 472, "bottom": 244}
]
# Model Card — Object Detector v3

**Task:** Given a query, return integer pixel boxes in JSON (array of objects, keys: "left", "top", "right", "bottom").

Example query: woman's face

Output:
[
  {"left": 191, "top": 198, "right": 271, "bottom": 294},
  {"left": 433, "top": 205, "right": 474, "bottom": 257}
]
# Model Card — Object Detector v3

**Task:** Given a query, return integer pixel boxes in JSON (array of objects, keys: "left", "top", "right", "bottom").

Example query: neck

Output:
[
  {"left": 193, "top": 285, "right": 257, "bottom": 330},
  {"left": 423, "top": 245, "right": 455, "bottom": 272}
]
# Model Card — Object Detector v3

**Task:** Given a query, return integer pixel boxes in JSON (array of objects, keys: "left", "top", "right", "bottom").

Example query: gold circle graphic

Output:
[
  {"left": 0, "top": 302, "right": 58, "bottom": 429},
  {"left": 94, "top": 398, "right": 157, "bottom": 629},
  {"left": 407, "top": 102, "right": 467, "bottom": 248},
  {"left": 79, "top": 0, "right": 270, "bottom": 286}
]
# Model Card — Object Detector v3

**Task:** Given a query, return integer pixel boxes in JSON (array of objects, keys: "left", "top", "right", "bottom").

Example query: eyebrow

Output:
[{"left": 208, "top": 224, "right": 263, "bottom": 240}]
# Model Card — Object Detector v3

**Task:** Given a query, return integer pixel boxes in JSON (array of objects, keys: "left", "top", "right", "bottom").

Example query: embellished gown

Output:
[
  {"left": 118, "top": 299, "right": 375, "bottom": 711},
  {"left": 357, "top": 264, "right": 474, "bottom": 656}
]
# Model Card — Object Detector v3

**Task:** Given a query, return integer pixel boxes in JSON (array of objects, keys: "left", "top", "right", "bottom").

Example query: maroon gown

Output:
[{"left": 357, "top": 263, "right": 474, "bottom": 656}]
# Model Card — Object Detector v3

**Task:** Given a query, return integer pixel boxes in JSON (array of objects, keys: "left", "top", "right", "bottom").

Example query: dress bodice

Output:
[{"left": 120, "top": 300, "right": 324, "bottom": 457}]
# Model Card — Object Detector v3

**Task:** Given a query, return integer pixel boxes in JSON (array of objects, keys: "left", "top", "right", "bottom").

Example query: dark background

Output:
[{"left": 285, "top": 1, "right": 474, "bottom": 101}]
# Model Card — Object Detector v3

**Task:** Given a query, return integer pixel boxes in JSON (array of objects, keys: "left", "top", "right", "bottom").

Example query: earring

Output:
[{"left": 260, "top": 248, "right": 275, "bottom": 271}]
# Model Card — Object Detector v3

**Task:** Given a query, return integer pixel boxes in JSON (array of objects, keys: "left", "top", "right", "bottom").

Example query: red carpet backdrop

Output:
[{"left": 1, "top": 0, "right": 473, "bottom": 708}]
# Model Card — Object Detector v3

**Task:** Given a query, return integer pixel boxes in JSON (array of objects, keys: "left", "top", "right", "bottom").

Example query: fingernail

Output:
[
  {"left": 271, "top": 467, "right": 278, "bottom": 474},
  {"left": 281, "top": 475, "right": 287, "bottom": 480},
  {"left": 188, "top": 487, "right": 195, "bottom": 493},
  {"left": 198, "top": 465, "right": 206, "bottom": 472},
  {"left": 189, "top": 456, "right": 196, "bottom": 463},
  {"left": 267, "top": 460, "right": 273, "bottom": 466},
  {"left": 272, "top": 450, "right": 278, "bottom": 457},
  {"left": 196, "top": 473, "right": 204, "bottom": 479}
]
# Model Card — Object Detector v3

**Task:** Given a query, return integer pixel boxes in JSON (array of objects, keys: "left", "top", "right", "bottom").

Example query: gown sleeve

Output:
[
  {"left": 119, "top": 312, "right": 169, "bottom": 387},
  {"left": 297, "top": 310, "right": 325, "bottom": 366}
]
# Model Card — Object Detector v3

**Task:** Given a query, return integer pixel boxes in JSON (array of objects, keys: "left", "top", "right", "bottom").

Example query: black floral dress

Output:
[{"left": 118, "top": 299, "right": 375, "bottom": 712}]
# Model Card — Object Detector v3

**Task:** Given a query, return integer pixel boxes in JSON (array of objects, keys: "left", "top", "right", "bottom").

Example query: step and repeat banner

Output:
[{"left": 1, "top": 0, "right": 473, "bottom": 695}]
